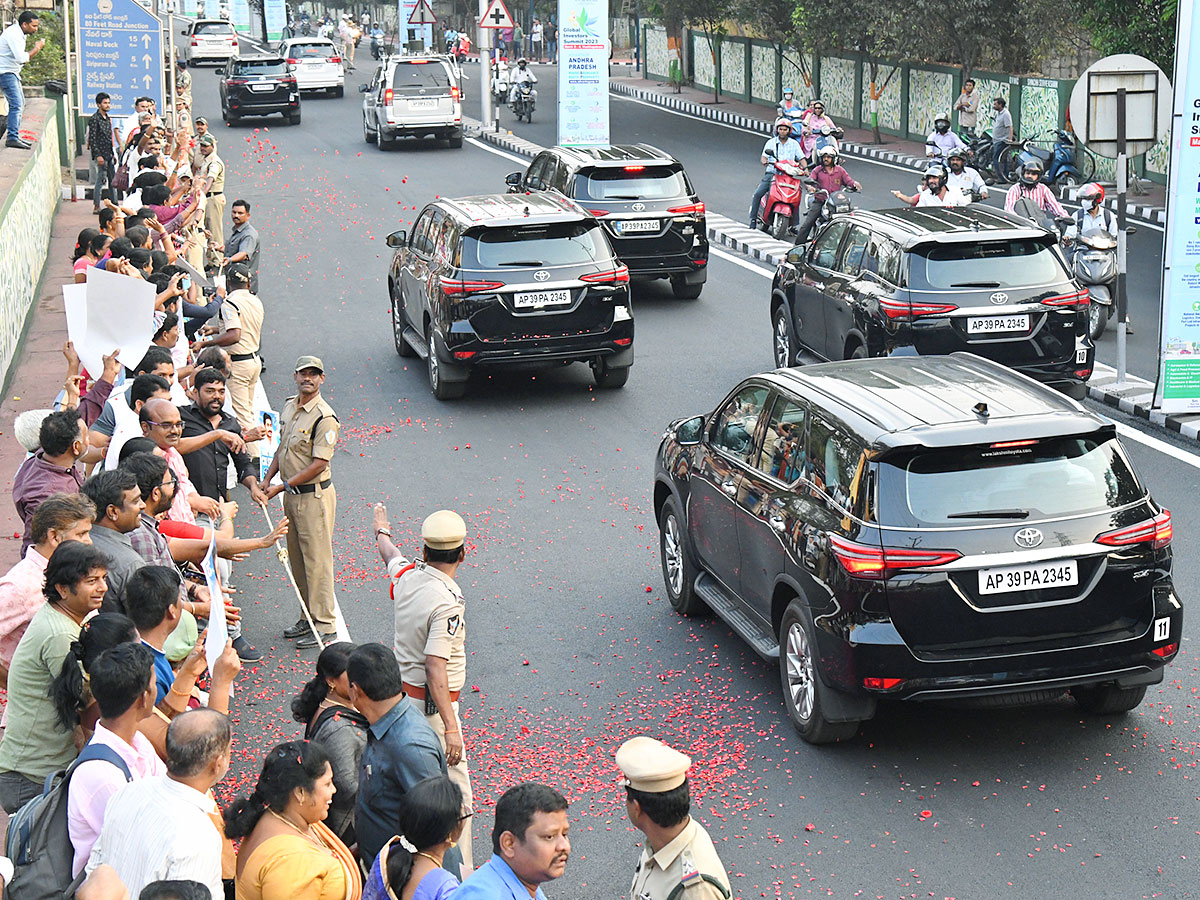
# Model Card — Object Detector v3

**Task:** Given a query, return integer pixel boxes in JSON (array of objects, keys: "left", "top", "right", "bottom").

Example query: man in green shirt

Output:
[{"left": 0, "top": 541, "right": 110, "bottom": 812}]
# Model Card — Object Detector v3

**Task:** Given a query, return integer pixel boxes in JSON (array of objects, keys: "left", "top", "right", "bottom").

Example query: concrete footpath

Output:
[
  {"left": 0, "top": 196, "right": 93, "bottom": 571},
  {"left": 467, "top": 94, "right": 1199, "bottom": 446}
]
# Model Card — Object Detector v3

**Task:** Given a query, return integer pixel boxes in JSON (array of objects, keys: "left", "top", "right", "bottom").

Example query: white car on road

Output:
[
  {"left": 181, "top": 19, "right": 239, "bottom": 66},
  {"left": 278, "top": 37, "right": 345, "bottom": 96}
]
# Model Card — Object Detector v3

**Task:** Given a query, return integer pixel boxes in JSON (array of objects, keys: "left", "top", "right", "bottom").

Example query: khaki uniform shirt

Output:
[
  {"left": 201, "top": 152, "right": 225, "bottom": 193},
  {"left": 219, "top": 289, "right": 264, "bottom": 355},
  {"left": 630, "top": 818, "right": 730, "bottom": 900},
  {"left": 277, "top": 393, "right": 339, "bottom": 484},
  {"left": 388, "top": 556, "right": 466, "bottom": 691}
]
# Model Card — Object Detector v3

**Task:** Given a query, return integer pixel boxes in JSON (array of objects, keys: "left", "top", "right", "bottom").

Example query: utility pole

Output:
[{"left": 1114, "top": 87, "right": 1129, "bottom": 387}]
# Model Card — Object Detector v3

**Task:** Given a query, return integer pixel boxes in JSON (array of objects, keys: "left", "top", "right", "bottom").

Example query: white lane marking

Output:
[
  {"left": 710, "top": 246, "right": 774, "bottom": 277},
  {"left": 1113, "top": 421, "right": 1200, "bottom": 469},
  {"left": 466, "top": 137, "right": 531, "bottom": 165}
]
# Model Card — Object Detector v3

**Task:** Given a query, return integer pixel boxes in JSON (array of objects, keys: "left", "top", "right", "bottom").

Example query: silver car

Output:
[
  {"left": 181, "top": 19, "right": 239, "bottom": 66},
  {"left": 361, "top": 55, "right": 462, "bottom": 149}
]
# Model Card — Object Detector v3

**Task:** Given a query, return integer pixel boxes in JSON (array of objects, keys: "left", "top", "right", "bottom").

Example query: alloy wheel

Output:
[
  {"left": 784, "top": 621, "right": 815, "bottom": 721},
  {"left": 662, "top": 512, "right": 684, "bottom": 596}
]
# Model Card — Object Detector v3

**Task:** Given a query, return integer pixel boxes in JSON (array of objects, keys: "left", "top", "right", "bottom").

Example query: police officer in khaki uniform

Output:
[
  {"left": 198, "top": 134, "right": 225, "bottom": 267},
  {"left": 257, "top": 356, "right": 339, "bottom": 649},
  {"left": 371, "top": 503, "right": 474, "bottom": 870},
  {"left": 194, "top": 263, "right": 264, "bottom": 459},
  {"left": 616, "top": 737, "right": 731, "bottom": 900}
]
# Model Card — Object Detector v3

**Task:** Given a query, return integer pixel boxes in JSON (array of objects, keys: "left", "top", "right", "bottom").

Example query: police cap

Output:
[
  {"left": 422, "top": 509, "right": 466, "bottom": 550},
  {"left": 294, "top": 355, "right": 324, "bottom": 373},
  {"left": 616, "top": 736, "right": 691, "bottom": 793}
]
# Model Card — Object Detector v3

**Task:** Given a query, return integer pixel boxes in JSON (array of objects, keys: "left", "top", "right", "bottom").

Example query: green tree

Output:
[
  {"left": 646, "top": 0, "right": 687, "bottom": 89},
  {"left": 22, "top": 9, "right": 68, "bottom": 86},
  {"left": 1083, "top": 0, "right": 1174, "bottom": 76},
  {"left": 795, "top": 0, "right": 911, "bottom": 142},
  {"left": 737, "top": 0, "right": 810, "bottom": 97},
  {"left": 684, "top": 0, "right": 735, "bottom": 103}
]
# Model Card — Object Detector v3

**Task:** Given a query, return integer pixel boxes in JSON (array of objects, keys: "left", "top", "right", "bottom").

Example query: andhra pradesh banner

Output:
[
  {"left": 557, "top": 0, "right": 609, "bottom": 146},
  {"left": 1159, "top": 0, "right": 1200, "bottom": 412}
]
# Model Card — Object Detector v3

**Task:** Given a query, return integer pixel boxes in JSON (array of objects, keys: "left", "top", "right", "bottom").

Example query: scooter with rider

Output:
[
  {"left": 793, "top": 146, "right": 860, "bottom": 243},
  {"left": 749, "top": 118, "right": 808, "bottom": 236}
]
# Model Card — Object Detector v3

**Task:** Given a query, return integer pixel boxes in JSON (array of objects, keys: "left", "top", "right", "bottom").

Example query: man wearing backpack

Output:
[{"left": 68, "top": 643, "right": 164, "bottom": 875}]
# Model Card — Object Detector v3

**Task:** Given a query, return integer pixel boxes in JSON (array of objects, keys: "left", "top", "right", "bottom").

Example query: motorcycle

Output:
[
  {"left": 809, "top": 124, "right": 843, "bottom": 165},
  {"left": 757, "top": 158, "right": 805, "bottom": 241},
  {"left": 1012, "top": 129, "right": 1088, "bottom": 187},
  {"left": 510, "top": 81, "right": 536, "bottom": 122},
  {"left": 492, "top": 60, "right": 511, "bottom": 107},
  {"left": 962, "top": 130, "right": 996, "bottom": 182},
  {"left": 776, "top": 100, "right": 806, "bottom": 130},
  {"left": 1065, "top": 231, "right": 1119, "bottom": 340},
  {"left": 298, "top": 14, "right": 311, "bottom": 35},
  {"left": 799, "top": 180, "right": 856, "bottom": 241}
]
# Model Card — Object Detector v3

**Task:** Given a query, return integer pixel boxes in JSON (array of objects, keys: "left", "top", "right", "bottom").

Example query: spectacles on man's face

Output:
[{"left": 149, "top": 420, "right": 184, "bottom": 431}]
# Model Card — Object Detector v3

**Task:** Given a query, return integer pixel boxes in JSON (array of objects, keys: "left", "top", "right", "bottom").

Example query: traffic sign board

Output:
[
  {"left": 478, "top": 0, "right": 513, "bottom": 29},
  {"left": 1068, "top": 54, "right": 1171, "bottom": 159},
  {"left": 408, "top": 0, "right": 436, "bottom": 25},
  {"left": 77, "top": 0, "right": 164, "bottom": 117}
]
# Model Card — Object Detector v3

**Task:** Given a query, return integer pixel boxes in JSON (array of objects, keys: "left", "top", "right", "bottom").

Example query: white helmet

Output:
[{"left": 773, "top": 117, "right": 793, "bottom": 135}]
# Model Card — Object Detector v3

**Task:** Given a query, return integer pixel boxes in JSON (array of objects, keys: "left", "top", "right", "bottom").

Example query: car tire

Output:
[
  {"left": 223, "top": 106, "right": 239, "bottom": 125},
  {"left": 1071, "top": 683, "right": 1147, "bottom": 715},
  {"left": 658, "top": 496, "right": 705, "bottom": 615},
  {"left": 772, "top": 304, "right": 796, "bottom": 367},
  {"left": 778, "top": 599, "right": 861, "bottom": 744},
  {"left": 391, "top": 292, "right": 415, "bottom": 358},
  {"left": 378, "top": 129, "right": 394, "bottom": 151},
  {"left": 363, "top": 114, "right": 376, "bottom": 144},
  {"left": 670, "top": 274, "right": 703, "bottom": 300},
  {"left": 427, "top": 327, "right": 466, "bottom": 400},
  {"left": 847, "top": 342, "right": 867, "bottom": 361},
  {"left": 288, "top": 112, "right": 302, "bottom": 125},
  {"left": 333, "top": 85, "right": 344, "bottom": 98},
  {"left": 591, "top": 357, "right": 629, "bottom": 389},
  {"left": 448, "top": 132, "right": 463, "bottom": 149}
]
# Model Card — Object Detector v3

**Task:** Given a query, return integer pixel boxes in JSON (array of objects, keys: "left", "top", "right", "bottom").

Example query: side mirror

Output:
[
  {"left": 504, "top": 172, "right": 522, "bottom": 187},
  {"left": 385, "top": 230, "right": 407, "bottom": 248},
  {"left": 181, "top": 28, "right": 189, "bottom": 34},
  {"left": 359, "top": 83, "right": 370, "bottom": 92},
  {"left": 786, "top": 245, "right": 807, "bottom": 265},
  {"left": 676, "top": 415, "right": 705, "bottom": 445}
]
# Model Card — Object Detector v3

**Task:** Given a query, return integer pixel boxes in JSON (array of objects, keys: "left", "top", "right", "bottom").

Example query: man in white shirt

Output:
[
  {"left": 945, "top": 148, "right": 988, "bottom": 202},
  {"left": 86, "top": 708, "right": 231, "bottom": 900},
  {"left": 891, "top": 165, "right": 968, "bottom": 208},
  {"left": 68, "top": 643, "right": 166, "bottom": 876},
  {"left": 0, "top": 12, "right": 46, "bottom": 149}
]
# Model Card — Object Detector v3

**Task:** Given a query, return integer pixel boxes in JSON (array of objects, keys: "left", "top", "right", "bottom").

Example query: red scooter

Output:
[{"left": 758, "top": 159, "right": 805, "bottom": 240}]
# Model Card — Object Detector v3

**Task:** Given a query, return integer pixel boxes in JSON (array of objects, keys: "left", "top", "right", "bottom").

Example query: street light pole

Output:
[{"left": 1115, "top": 87, "right": 1129, "bottom": 387}]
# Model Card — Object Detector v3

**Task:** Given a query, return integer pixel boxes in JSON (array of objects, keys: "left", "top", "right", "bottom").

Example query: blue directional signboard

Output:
[{"left": 77, "top": 0, "right": 164, "bottom": 117}]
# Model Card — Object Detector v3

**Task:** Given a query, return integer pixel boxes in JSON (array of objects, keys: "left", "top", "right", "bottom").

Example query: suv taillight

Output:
[
  {"left": 451, "top": 86, "right": 460, "bottom": 101},
  {"left": 384, "top": 88, "right": 394, "bottom": 104},
  {"left": 282, "top": 75, "right": 297, "bottom": 85},
  {"left": 879, "top": 299, "right": 958, "bottom": 319},
  {"left": 580, "top": 265, "right": 629, "bottom": 284},
  {"left": 829, "top": 534, "right": 961, "bottom": 579},
  {"left": 287, "top": 57, "right": 298, "bottom": 64},
  {"left": 439, "top": 276, "right": 504, "bottom": 296},
  {"left": 191, "top": 38, "right": 199, "bottom": 45},
  {"left": 1096, "top": 510, "right": 1172, "bottom": 550},
  {"left": 667, "top": 202, "right": 705, "bottom": 215},
  {"left": 329, "top": 55, "right": 341, "bottom": 63},
  {"left": 225, "top": 78, "right": 246, "bottom": 86},
  {"left": 1042, "top": 288, "right": 1089, "bottom": 307}
]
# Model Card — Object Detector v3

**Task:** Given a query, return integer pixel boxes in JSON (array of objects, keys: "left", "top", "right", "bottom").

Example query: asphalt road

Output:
[
  {"left": 188, "top": 47, "right": 1198, "bottom": 899},
  {"left": 477, "top": 64, "right": 1165, "bottom": 382}
]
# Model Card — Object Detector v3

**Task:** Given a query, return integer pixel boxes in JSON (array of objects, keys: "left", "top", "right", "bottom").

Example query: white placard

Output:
[
  {"left": 201, "top": 532, "right": 226, "bottom": 675},
  {"left": 84, "top": 267, "right": 156, "bottom": 374}
]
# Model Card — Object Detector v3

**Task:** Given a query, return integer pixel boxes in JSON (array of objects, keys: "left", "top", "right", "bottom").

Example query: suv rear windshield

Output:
[
  {"left": 233, "top": 59, "right": 288, "bottom": 75},
  {"left": 907, "top": 239, "right": 1066, "bottom": 290},
  {"left": 574, "top": 165, "right": 688, "bottom": 201},
  {"left": 464, "top": 221, "right": 611, "bottom": 268},
  {"left": 288, "top": 43, "right": 336, "bottom": 58},
  {"left": 390, "top": 61, "right": 451, "bottom": 90},
  {"left": 878, "top": 435, "right": 1144, "bottom": 527},
  {"left": 196, "top": 22, "right": 235, "bottom": 34}
]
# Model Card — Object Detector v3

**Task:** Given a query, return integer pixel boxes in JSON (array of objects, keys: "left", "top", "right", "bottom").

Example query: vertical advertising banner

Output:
[
  {"left": 231, "top": 0, "right": 251, "bottom": 34},
  {"left": 1159, "top": 0, "right": 1200, "bottom": 412},
  {"left": 264, "top": 0, "right": 286, "bottom": 41},
  {"left": 557, "top": 0, "right": 608, "bottom": 146}
]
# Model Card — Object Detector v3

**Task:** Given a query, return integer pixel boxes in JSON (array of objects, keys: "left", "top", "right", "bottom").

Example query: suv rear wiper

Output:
[
  {"left": 949, "top": 281, "right": 1002, "bottom": 288},
  {"left": 946, "top": 508, "right": 1030, "bottom": 519},
  {"left": 604, "top": 195, "right": 643, "bottom": 200},
  {"left": 498, "top": 260, "right": 545, "bottom": 266}
]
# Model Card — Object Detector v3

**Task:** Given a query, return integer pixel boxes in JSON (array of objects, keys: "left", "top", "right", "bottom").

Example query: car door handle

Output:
[{"left": 721, "top": 479, "right": 738, "bottom": 496}]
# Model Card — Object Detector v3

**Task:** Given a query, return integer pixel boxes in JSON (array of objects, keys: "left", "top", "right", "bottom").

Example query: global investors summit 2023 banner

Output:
[{"left": 557, "top": 0, "right": 609, "bottom": 147}]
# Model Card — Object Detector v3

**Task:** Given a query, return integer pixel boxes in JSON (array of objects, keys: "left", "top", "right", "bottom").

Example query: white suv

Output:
[
  {"left": 361, "top": 55, "right": 462, "bottom": 149},
  {"left": 181, "top": 19, "right": 239, "bottom": 66},
  {"left": 278, "top": 37, "right": 345, "bottom": 96}
]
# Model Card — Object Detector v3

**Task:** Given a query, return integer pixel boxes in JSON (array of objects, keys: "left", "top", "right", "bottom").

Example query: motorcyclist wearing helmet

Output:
[
  {"left": 793, "top": 147, "right": 861, "bottom": 242},
  {"left": 945, "top": 148, "right": 988, "bottom": 202},
  {"left": 1066, "top": 182, "right": 1118, "bottom": 240},
  {"left": 1003, "top": 159, "right": 1067, "bottom": 216},
  {"left": 800, "top": 100, "right": 835, "bottom": 158},
  {"left": 750, "top": 118, "right": 806, "bottom": 228},
  {"left": 925, "top": 115, "right": 967, "bottom": 162},
  {"left": 508, "top": 58, "right": 537, "bottom": 104},
  {"left": 778, "top": 86, "right": 803, "bottom": 120},
  {"left": 892, "top": 164, "right": 968, "bottom": 207}
]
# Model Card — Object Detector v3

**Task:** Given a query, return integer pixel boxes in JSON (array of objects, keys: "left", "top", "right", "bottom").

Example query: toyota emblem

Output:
[
  {"left": 533, "top": 270, "right": 551, "bottom": 282},
  {"left": 631, "top": 202, "right": 646, "bottom": 211},
  {"left": 989, "top": 291, "right": 1009, "bottom": 305},
  {"left": 1014, "top": 527, "right": 1043, "bottom": 549}
]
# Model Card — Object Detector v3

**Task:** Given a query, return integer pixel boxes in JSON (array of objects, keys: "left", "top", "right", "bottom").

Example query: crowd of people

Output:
[{"left": 0, "top": 58, "right": 732, "bottom": 900}]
